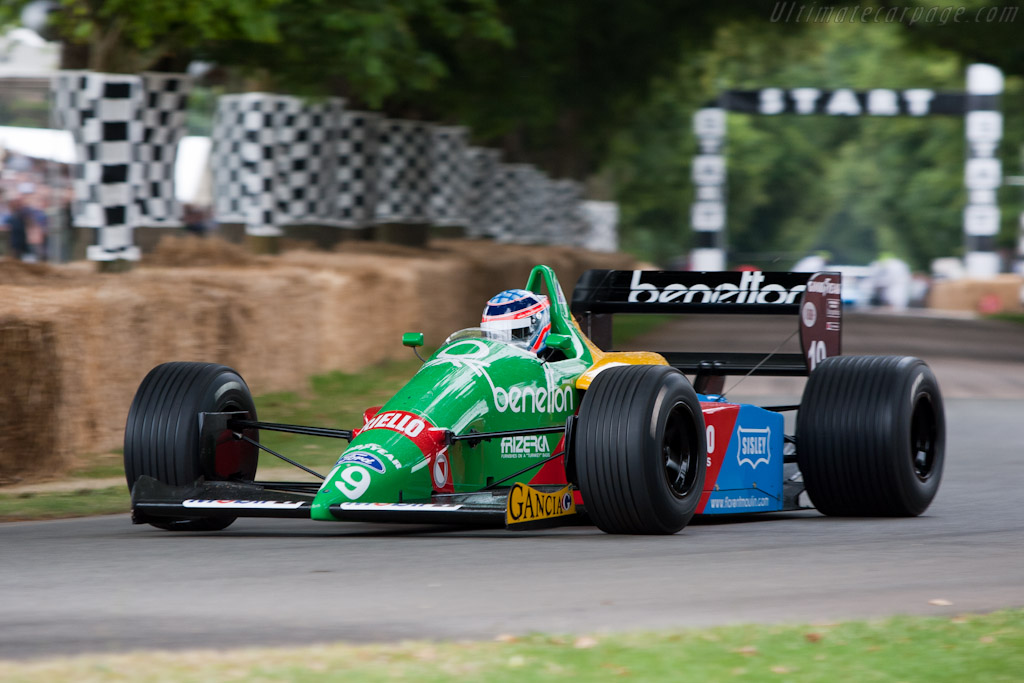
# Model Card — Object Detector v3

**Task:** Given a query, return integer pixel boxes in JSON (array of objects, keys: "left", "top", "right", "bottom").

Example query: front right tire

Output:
[{"left": 575, "top": 365, "right": 707, "bottom": 534}]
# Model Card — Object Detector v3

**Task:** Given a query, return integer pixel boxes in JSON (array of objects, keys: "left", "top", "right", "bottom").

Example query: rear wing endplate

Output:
[{"left": 571, "top": 269, "right": 842, "bottom": 379}]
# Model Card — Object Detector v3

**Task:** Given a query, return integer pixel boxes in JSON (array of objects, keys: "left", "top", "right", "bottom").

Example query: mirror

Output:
[
  {"left": 402, "top": 332, "right": 424, "bottom": 348},
  {"left": 546, "top": 333, "right": 572, "bottom": 351}
]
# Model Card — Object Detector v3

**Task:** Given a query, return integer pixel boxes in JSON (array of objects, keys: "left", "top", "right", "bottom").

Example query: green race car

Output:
[{"left": 126, "top": 264, "right": 944, "bottom": 534}]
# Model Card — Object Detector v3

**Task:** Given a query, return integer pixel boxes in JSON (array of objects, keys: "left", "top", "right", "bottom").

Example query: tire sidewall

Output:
[
  {"left": 890, "top": 360, "right": 945, "bottom": 515},
  {"left": 640, "top": 371, "right": 706, "bottom": 530}
]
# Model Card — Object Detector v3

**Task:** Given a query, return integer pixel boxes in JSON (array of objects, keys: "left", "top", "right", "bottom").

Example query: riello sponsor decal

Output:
[
  {"left": 492, "top": 381, "right": 574, "bottom": 414},
  {"left": 628, "top": 270, "right": 806, "bottom": 305},
  {"left": 361, "top": 410, "right": 427, "bottom": 439}
]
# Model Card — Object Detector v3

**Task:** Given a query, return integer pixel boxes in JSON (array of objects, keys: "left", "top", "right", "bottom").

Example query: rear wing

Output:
[{"left": 571, "top": 269, "right": 842, "bottom": 385}]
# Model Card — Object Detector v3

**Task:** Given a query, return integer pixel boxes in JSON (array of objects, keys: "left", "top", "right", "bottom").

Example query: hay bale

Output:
[
  {"left": 0, "top": 243, "right": 636, "bottom": 482},
  {"left": 929, "top": 275, "right": 1024, "bottom": 313},
  {"left": 0, "top": 318, "right": 62, "bottom": 483}
]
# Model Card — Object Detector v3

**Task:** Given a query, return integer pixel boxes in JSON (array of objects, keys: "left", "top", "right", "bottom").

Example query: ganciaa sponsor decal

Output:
[{"left": 505, "top": 483, "right": 576, "bottom": 525}]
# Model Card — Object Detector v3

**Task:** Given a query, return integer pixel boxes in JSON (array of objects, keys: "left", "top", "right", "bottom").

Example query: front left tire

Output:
[{"left": 124, "top": 362, "right": 260, "bottom": 530}]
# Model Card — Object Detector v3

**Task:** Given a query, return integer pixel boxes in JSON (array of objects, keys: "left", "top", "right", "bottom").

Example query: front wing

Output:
[{"left": 130, "top": 477, "right": 580, "bottom": 530}]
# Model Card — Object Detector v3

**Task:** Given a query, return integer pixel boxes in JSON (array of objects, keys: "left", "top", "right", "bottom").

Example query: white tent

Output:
[
  {"left": 0, "top": 126, "right": 213, "bottom": 205},
  {"left": 0, "top": 125, "right": 75, "bottom": 164}
]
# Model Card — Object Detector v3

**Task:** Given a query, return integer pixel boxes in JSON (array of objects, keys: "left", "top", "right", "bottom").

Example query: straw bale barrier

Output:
[
  {"left": 0, "top": 238, "right": 632, "bottom": 483},
  {"left": 928, "top": 275, "right": 1024, "bottom": 313}
]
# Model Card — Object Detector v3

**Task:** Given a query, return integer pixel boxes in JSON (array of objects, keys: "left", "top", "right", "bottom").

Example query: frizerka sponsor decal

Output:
[
  {"left": 628, "top": 270, "right": 806, "bottom": 305},
  {"left": 737, "top": 426, "right": 772, "bottom": 468},
  {"left": 505, "top": 483, "right": 576, "bottom": 525},
  {"left": 500, "top": 434, "right": 550, "bottom": 458}
]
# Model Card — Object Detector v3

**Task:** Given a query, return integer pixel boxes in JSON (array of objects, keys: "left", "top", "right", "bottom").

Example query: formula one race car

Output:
[{"left": 125, "top": 264, "right": 945, "bottom": 535}]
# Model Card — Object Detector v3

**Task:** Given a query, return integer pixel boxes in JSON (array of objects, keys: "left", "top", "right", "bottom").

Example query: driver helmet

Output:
[{"left": 481, "top": 289, "right": 551, "bottom": 353}]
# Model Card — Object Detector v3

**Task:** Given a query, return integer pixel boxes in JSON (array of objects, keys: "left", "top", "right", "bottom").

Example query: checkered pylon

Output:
[
  {"left": 334, "top": 110, "right": 380, "bottom": 228},
  {"left": 485, "top": 163, "right": 528, "bottom": 242},
  {"left": 374, "top": 119, "right": 433, "bottom": 223},
  {"left": 547, "top": 179, "right": 584, "bottom": 246},
  {"left": 465, "top": 147, "right": 501, "bottom": 238},
  {"left": 51, "top": 70, "right": 144, "bottom": 259},
  {"left": 512, "top": 164, "right": 548, "bottom": 243},
  {"left": 274, "top": 98, "right": 344, "bottom": 226},
  {"left": 429, "top": 126, "right": 471, "bottom": 227},
  {"left": 135, "top": 72, "right": 192, "bottom": 226}
]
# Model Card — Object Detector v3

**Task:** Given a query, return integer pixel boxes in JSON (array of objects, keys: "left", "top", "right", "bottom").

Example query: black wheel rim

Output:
[
  {"left": 662, "top": 402, "right": 699, "bottom": 497},
  {"left": 910, "top": 394, "right": 938, "bottom": 482}
]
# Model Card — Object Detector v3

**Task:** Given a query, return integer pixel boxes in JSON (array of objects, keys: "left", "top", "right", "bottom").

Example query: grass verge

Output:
[
  {"left": 1, "top": 610, "right": 1022, "bottom": 681},
  {"left": 0, "top": 486, "right": 128, "bottom": 522}
]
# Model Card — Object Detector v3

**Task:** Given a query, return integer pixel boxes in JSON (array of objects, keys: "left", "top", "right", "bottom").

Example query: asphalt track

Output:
[{"left": 2, "top": 312, "right": 1022, "bottom": 660}]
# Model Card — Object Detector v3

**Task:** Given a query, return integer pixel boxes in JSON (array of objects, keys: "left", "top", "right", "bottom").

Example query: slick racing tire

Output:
[
  {"left": 797, "top": 355, "right": 945, "bottom": 517},
  {"left": 124, "top": 362, "right": 260, "bottom": 531},
  {"left": 576, "top": 365, "right": 706, "bottom": 534}
]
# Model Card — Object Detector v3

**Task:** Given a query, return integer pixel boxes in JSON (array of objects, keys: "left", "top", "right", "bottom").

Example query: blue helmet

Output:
[{"left": 481, "top": 289, "right": 552, "bottom": 353}]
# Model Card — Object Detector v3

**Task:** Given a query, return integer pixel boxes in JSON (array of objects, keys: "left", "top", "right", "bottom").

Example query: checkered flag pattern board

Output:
[
  {"left": 51, "top": 71, "right": 144, "bottom": 258},
  {"left": 374, "top": 119, "right": 433, "bottom": 223},
  {"left": 548, "top": 179, "right": 584, "bottom": 246},
  {"left": 275, "top": 98, "right": 344, "bottom": 226},
  {"left": 135, "top": 72, "right": 191, "bottom": 225},
  {"left": 465, "top": 147, "right": 501, "bottom": 238},
  {"left": 211, "top": 96, "right": 248, "bottom": 223},
  {"left": 334, "top": 110, "right": 379, "bottom": 228},
  {"left": 212, "top": 93, "right": 287, "bottom": 235},
  {"left": 512, "top": 165, "right": 548, "bottom": 243},
  {"left": 429, "top": 126, "right": 470, "bottom": 227},
  {"left": 488, "top": 163, "right": 528, "bottom": 242}
]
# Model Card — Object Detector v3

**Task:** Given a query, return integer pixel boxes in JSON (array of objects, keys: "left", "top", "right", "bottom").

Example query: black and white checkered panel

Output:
[
  {"left": 488, "top": 163, "right": 527, "bottom": 242},
  {"left": 548, "top": 179, "right": 584, "bottom": 246},
  {"left": 512, "top": 165, "right": 548, "bottom": 243},
  {"left": 464, "top": 147, "right": 501, "bottom": 238},
  {"left": 239, "top": 94, "right": 286, "bottom": 236},
  {"left": 429, "top": 126, "right": 471, "bottom": 228},
  {"left": 51, "top": 71, "right": 143, "bottom": 259},
  {"left": 374, "top": 119, "right": 433, "bottom": 224},
  {"left": 578, "top": 200, "right": 620, "bottom": 252},
  {"left": 135, "top": 72, "right": 191, "bottom": 226},
  {"left": 275, "top": 97, "right": 344, "bottom": 226},
  {"left": 334, "top": 110, "right": 380, "bottom": 228},
  {"left": 210, "top": 96, "right": 248, "bottom": 223}
]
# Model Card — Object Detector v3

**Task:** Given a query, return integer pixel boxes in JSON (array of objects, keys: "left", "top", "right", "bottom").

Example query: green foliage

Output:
[
  {"left": 52, "top": 0, "right": 281, "bottom": 71},
  {"left": 605, "top": 19, "right": 1024, "bottom": 270}
]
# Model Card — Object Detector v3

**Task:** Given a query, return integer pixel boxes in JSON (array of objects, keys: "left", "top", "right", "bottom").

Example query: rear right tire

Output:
[{"left": 797, "top": 355, "right": 944, "bottom": 516}]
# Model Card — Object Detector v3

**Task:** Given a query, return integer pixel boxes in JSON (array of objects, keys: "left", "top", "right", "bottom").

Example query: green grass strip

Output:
[
  {"left": 0, "top": 486, "right": 128, "bottom": 522},
  {"left": 0, "top": 610, "right": 1022, "bottom": 681}
]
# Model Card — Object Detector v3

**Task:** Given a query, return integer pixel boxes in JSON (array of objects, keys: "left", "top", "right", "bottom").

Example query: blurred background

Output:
[{"left": 0, "top": 0, "right": 1021, "bottom": 284}]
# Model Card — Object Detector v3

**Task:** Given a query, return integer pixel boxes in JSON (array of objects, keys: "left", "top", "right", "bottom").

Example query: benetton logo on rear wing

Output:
[
  {"left": 572, "top": 270, "right": 817, "bottom": 314},
  {"left": 571, "top": 270, "right": 842, "bottom": 375}
]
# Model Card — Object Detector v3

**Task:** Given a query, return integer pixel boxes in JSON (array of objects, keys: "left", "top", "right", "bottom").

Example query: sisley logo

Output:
[
  {"left": 737, "top": 426, "right": 772, "bottom": 469},
  {"left": 628, "top": 270, "right": 805, "bottom": 305}
]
